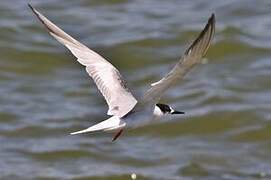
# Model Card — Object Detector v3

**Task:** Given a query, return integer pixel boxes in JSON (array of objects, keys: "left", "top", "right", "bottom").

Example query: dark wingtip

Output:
[
  {"left": 209, "top": 13, "right": 215, "bottom": 27},
  {"left": 208, "top": 13, "right": 215, "bottom": 34},
  {"left": 28, "top": 3, "right": 53, "bottom": 33},
  {"left": 28, "top": 3, "right": 39, "bottom": 19},
  {"left": 185, "top": 13, "right": 216, "bottom": 56},
  {"left": 211, "top": 13, "right": 215, "bottom": 20},
  {"left": 28, "top": 3, "right": 32, "bottom": 9},
  {"left": 28, "top": 3, "right": 35, "bottom": 13}
]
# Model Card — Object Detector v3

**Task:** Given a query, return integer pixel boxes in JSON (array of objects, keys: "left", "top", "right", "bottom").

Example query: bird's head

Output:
[{"left": 156, "top": 103, "right": 185, "bottom": 115}]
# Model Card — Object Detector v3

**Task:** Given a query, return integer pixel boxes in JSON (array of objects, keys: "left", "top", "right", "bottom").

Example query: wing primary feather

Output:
[
  {"left": 28, "top": 4, "right": 79, "bottom": 46},
  {"left": 185, "top": 14, "right": 215, "bottom": 57}
]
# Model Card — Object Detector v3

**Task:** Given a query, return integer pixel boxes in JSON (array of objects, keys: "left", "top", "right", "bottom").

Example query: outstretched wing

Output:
[
  {"left": 29, "top": 4, "right": 137, "bottom": 117},
  {"left": 143, "top": 14, "right": 215, "bottom": 104}
]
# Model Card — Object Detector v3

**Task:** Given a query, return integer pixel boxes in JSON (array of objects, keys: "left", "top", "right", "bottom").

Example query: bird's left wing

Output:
[
  {"left": 142, "top": 14, "right": 215, "bottom": 104},
  {"left": 29, "top": 4, "right": 137, "bottom": 117}
]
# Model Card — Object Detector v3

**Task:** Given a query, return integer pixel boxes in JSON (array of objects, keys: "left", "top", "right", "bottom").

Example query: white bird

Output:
[{"left": 29, "top": 4, "right": 215, "bottom": 141}]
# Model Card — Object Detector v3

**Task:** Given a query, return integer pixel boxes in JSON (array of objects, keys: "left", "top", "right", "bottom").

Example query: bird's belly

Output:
[{"left": 123, "top": 109, "right": 157, "bottom": 128}]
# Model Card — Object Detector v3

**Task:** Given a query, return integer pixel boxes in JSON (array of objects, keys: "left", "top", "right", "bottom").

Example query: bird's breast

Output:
[{"left": 123, "top": 107, "right": 155, "bottom": 127}]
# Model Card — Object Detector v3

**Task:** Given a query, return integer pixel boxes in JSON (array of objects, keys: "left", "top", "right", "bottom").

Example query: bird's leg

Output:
[{"left": 112, "top": 129, "right": 124, "bottom": 142}]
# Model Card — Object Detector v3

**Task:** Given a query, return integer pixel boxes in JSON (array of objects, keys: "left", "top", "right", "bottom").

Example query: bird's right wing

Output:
[
  {"left": 142, "top": 14, "right": 215, "bottom": 104},
  {"left": 29, "top": 4, "right": 137, "bottom": 117}
]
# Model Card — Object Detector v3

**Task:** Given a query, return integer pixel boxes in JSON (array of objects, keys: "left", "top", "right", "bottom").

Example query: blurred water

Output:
[{"left": 1, "top": 0, "right": 271, "bottom": 179}]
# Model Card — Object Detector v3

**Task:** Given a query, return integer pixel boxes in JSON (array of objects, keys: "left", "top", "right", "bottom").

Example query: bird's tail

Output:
[{"left": 70, "top": 116, "right": 125, "bottom": 135}]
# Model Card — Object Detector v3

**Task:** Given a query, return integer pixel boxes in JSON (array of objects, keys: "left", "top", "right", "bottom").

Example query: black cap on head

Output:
[
  {"left": 156, "top": 103, "right": 185, "bottom": 115},
  {"left": 156, "top": 103, "right": 171, "bottom": 113}
]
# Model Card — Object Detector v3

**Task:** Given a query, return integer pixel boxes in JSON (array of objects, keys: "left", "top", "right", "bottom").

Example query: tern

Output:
[{"left": 29, "top": 4, "right": 215, "bottom": 141}]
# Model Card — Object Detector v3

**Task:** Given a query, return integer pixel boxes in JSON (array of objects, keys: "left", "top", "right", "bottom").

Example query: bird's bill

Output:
[{"left": 171, "top": 110, "right": 185, "bottom": 114}]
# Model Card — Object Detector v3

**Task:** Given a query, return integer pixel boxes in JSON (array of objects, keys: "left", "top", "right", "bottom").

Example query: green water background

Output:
[{"left": 0, "top": 0, "right": 271, "bottom": 179}]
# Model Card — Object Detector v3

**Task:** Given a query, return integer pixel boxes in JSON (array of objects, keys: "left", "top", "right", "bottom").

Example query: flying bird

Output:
[{"left": 29, "top": 4, "right": 215, "bottom": 141}]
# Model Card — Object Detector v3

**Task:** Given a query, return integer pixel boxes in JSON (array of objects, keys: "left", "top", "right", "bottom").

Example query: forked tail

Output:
[{"left": 70, "top": 116, "right": 125, "bottom": 135}]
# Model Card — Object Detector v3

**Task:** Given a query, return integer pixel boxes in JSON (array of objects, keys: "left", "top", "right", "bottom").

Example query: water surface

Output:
[{"left": 1, "top": 0, "right": 271, "bottom": 179}]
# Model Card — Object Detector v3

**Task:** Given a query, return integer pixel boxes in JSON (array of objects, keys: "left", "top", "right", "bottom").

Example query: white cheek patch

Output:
[
  {"left": 154, "top": 106, "right": 164, "bottom": 116},
  {"left": 170, "top": 107, "right": 174, "bottom": 114}
]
